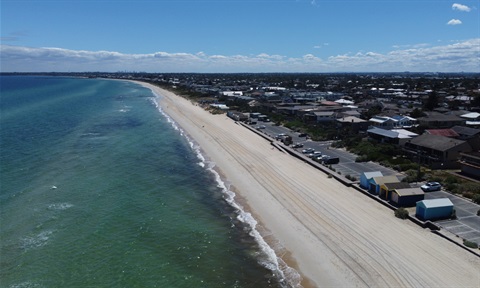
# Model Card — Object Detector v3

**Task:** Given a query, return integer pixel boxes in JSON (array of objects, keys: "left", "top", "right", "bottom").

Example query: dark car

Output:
[
  {"left": 322, "top": 155, "right": 340, "bottom": 164},
  {"left": 291, "top": 143, "right": 304, "bottom": 148}
]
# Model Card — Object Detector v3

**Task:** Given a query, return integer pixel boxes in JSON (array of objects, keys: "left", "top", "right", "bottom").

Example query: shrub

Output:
[
  {"left": 355, "top": 156, "right": 368, "bottom": 162},
  {"left": 444, "top": 183, "right": 458, "bottom": 193},
  {"left": 395, "top": 208, "right": 409, "bottom": 219},
  {"left": 463, "top": 239, "right": 479, "bottom": 249},
  {"left": 462, "top": 192, "right": 474, "bottom": 199},
  {"left": 444, "top": 175, "right": 459, "bottom": 184},
  {"left": 472, "top": 194, "right": 480, "bottom": 204}
]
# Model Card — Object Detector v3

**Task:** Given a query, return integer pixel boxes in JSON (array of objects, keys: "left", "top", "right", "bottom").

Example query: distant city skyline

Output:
[{"left": 1, "top": 1, "right": 479, "bottom": 72}]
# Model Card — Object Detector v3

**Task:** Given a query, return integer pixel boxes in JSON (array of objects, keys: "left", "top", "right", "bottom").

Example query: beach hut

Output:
[
  {"left": 369, "top": 175, "right": 399, "bottom": 195},
  {"left": 391, "top": 188, "right": 425, "bottom": 207},
  {"left": 360, "top": 171, "right": 383, "bottom": 189},
  {"left": 379, "top": 182, "right": 411, "bottom": 200},
  {"left": 416, "top": 198, "right": 454, "bottom": 220}
]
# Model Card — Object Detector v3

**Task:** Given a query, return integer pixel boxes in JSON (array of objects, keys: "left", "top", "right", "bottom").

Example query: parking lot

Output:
[
  {"left": 426, "top": 191, "right": 480, "bottom": 244},
  {"left": 253, "top": 121, "right": 402, "bottom": 180}
]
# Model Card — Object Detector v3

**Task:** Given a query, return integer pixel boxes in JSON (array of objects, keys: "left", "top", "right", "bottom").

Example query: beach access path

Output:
[{"left": 136, "top": 81, "right": 480, "bottom": 288}]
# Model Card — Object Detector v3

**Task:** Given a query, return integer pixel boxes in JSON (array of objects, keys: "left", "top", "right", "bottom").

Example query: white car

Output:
[
  {"left": 421, "top": 182, "right": 442, "bottom": 192},
  {"left": 302, "top": 148, "right": 315, "bottom": 154}
]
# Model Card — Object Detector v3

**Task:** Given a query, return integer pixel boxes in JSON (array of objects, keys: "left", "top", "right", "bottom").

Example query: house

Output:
[
  {"left": 221, "top": 91, "right": 243, "bottom": 96},
  {"left": 275, "top": 105, "right": 317, "bottom": 116},
  {"left": 369, "top": 116, "right": 397, "bottom": 130},
  {"left": 339, "top": 110, "right": 361, "bottom": 118},
  {"left": 458, "top": 152, "right": 480, "bottom": 180},
  {"left": 226, "top": 110, "right": 248, "bottom": 121},
  {"left": 336, "top": 116, "right": 369, "bottom": 132},
  {"left": 305, "top": 111, "right": 337, "bottom": 123},
  {"left": 403, "top": 134, "right": 473, "bottom": 169},
  {"left": 390, "top": 115, "right": 418, "bottom": 128},
  {"left": 417, "top": 112, "right": 465, "bottom": 128},
  {"left": 390, "top": 188, "right": 425, "bottom": 207},
  {"left": 460, "top": 112, "right": 480, "bottom": 127},
  {"left": 425, "top": 128, "right": 459, "bottom": 138},
  {"left": 369, "top": 175, "right": 400, "bottom": 195},
  {"left": 416, "top": 198, "right": 454, "bottom": 221},
  {"left": 210, "top": 103, "right": 229, "bottom": 110},
  {"left": 426, "top": 126, "right": 480, "bottom": 149},
  {"left": 360, "top": 171, "right": 383, "bottom": 189},
  {"left": 379, "top": 182, "right": 411, "bottom": 200},
  {"left": 367, "top": 127, "right": 418, "bottom": 145},
  {"left": 451, "top": 126, "right": 480, "bottom": 149},
  {"left": 335, "top": 99, "right": 355, "bottom": 105}
]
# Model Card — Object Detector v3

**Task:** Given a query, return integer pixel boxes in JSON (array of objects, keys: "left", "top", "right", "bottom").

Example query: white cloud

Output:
[
  {"left": 1, "top": 39, "right": 479, "bottom": 73},
  {"left": 392, "top": 43, "right": 430, "bottom": 49},
  {"left": 447, "top": 19, "right": 463, "bottom": 25},
  {"left": 452, "top": 3, "right": 471, "bottom": 12}
]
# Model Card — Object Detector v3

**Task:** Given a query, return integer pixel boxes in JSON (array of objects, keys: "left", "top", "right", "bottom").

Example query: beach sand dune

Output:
[{"left": 138, "top": 82, "right": 480, "bottom": 288}]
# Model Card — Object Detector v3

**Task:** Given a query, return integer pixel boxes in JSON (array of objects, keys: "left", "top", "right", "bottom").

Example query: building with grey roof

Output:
[{"left": 404, "top": 134, "right": 473, "bottom": 169}]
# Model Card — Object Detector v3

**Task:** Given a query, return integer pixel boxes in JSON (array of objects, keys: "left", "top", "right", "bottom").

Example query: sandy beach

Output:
[{"left": 137, "top": 81, "right": 480, "bottom": 287}]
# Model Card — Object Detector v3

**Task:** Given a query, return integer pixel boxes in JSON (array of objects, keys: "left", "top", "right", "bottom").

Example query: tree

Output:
[
  {"left": 423, "top": 91, "right": 439, "bottom": 111},
  {"left": 471, "top": 95, "right": 480, "bottom": 109},
  {"left": 409, "top": 108, "right": 424, "bottom": 118}
]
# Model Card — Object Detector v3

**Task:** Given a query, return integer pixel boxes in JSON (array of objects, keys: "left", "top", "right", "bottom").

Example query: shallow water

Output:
[{"left": 0, "top": 76, "right": 285, "bottom": 287}]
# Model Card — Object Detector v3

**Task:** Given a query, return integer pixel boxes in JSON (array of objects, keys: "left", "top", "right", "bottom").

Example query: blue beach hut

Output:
[
  {"left": 360, "top": 171, "right": 383, "bottom": 189},
  {"left": 416, "top": 198, "right": 454, "bottom": 220}
]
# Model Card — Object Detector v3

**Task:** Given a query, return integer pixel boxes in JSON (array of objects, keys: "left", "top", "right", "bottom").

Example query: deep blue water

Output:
[{"left": 0, "top": 76, "right": 284, "bottom": 287}]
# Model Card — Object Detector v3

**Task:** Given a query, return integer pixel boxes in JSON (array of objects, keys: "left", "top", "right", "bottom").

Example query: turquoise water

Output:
[{"left": 0, "top": 76, "right": 285, "bottom": 287}]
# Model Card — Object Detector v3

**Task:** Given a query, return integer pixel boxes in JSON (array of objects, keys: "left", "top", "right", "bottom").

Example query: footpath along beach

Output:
[{"left": 136, "top": 81, "right": 480, "bottom": 288}]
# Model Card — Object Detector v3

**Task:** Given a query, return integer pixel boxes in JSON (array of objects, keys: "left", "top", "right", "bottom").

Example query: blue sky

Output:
[{"left": 1, "top": 0, "right": 479, "bottom": 72}]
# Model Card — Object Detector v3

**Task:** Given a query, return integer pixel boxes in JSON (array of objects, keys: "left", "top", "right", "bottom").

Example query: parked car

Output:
[
  {"left": 255, "top": 125, "right": 266, "bottom": 129},
  {"left": 291, "top": 143, "right": 304, "bottom": 148},
  {"left": 298, "top": 133, "right": 308, "bottom": 137},
  {"left": 275, "top": 133, "right": 287, "bottom": 139},
  {"left": 302, "top": 148, "right": 315, "bottom": 154},
  {"left": 421, "top": 182, "right": 442, "bottom": 192},
  {"left": 307, "top": 152, "right": 323, "bottom": 158},
  {"left": 312, "top": 152, "right": 322, "bottom": 158},
  {"left": 321, "top": 155, "right": 340, "bottom": 164}
]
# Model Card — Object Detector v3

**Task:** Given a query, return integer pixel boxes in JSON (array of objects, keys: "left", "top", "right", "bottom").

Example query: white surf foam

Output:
[
  {"left": 20, "top": 230, "right": 53, "bottom": 251},
  {"left": 151, "top": 95, "right": 301, "bottom": 287},
  {"left": 10, "top": 281, "right": 43, "bottom": 288},
  {"left": 47, "top": 203, "right": 73, "bottom": 211}
]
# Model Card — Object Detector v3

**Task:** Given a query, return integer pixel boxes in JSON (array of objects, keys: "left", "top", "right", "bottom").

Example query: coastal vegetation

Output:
[
  {"left": 463, "top": 239, "right": 479, "bottom": 249},
  {"left": 394, "top": 208, "right": 409, "bottom": 219}
]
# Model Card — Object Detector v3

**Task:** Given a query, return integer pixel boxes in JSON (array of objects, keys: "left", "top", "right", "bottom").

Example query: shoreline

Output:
[{"left": 135, "top": 80, "right": 480, "bottom": 288}]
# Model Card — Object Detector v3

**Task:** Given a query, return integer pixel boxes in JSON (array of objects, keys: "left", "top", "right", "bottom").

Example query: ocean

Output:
[{"left": 0, "top": 76, "right": 287, "bottom": 287}]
